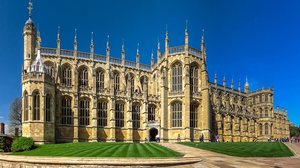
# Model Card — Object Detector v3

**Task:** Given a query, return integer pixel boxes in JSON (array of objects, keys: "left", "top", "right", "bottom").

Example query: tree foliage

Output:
[
  {"left": 9, "top": 98, "right": 22, "bottom": 136},
  {"left": 290, "top": 125, "right": 300, "bottom": 137}
]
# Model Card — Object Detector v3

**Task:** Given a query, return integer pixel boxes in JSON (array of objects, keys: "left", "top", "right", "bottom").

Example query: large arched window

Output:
[
  {"left": 265, "top": 123, "right": 269, "bottom": 135},
  {"left": 79, "top": 67, "right": 88, "bottom": 88},
  {"left": 190, "top": 65, "right": 198, "bottom": 93},
  {"left": 115, "top": 103, "right": 124, "bottom": 127},
  {"left": 32, "top": 91, "right": 40, "bottom": 120},
  {"left": 96, "top": 70, "right": 105, "bottom": 92},
  {"left": 132, "top": 104, "right": 140, "bottom": 128},
  {"left": 62, "top": 65, "right": 72, "bottom": 86},
  {"left": 62, "top": 97, "right": 72, "bottom": 125},
  {"left": 171, "top": 62, "right": 182, "bottom": 92},
  {"left": 45, "top": 94, "right": 51, "bottom": 122},
  {"left": 79, "top": 99, "right": 90, "bottom": 126},
  {"left": 172, "top": 102, "right": 182, "bottom": 127},
  {"left": 97, "top": 101, "right": 107, "bottom": 127},
  {"left": 148, "top": 105, "right": 155, "bottom": 121},
  {"left": 24, "top": 91, "right": 29, "bottom": 121},
  {"left": 114, "top": 72, "right": 120, "bottom": 91},
  {"left": 190, "top": 103, "right": 198, "bottom": 128}
]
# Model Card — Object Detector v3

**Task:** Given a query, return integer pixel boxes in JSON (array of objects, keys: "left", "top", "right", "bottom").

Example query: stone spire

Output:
[
  {"left": 157, "top": 40, "right": 161, "bottom": 61},
  {"left": 106, "top": 35, "right": 110, "bottom": 56},
  {"left": 214, "top": 73, "right": 218, "bottom": 85},
  {"left": 238, "top": 80, "right": 241, "bottom": 92},
  {"left": 121, "top": 41, "right": 125, "bottom": 65},
  {"left": 36, "top": 29, "right": 41, "bottom": 50},
  {"left": 56, "top": 26, "right": 61, "bottom": 50},
  {"left": 201, "top": 28, "right": 206, "bottom": 62},
  {"left": 244, "top": 76, "right": 250, "bottom": 93},
  {"left": 90, "top": 32, "right": 94, "bottom": 53},
  {"left": 136, "top": 43, "right": 140, "bottom": 68},
  {"left": 231, "top": 78, "right": 234, "bottom": 90},
  {"left": 222, "top": 75, "right": 226, "bottom": 87},
  {"left": 74, "top": 28, "right": 77, "bottom": 52},
  {"left": 151, "top": 50, "right": 154, "bottom": 67},
  {"left": 184, "top": 20, "right": 189, "bottom": 50},
  {"left": 90, "top": 32, "right": 94, "bottom": 59},
  {"left": 165, "top": 24, "right": 169, "bottom": 56}
]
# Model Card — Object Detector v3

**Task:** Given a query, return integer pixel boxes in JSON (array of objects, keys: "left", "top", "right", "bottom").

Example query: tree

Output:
[
  {"left": 290, "top": 125, "right": 300, "bottom": 137},
  {"left": 9, "top": 98, "right": 22, "bottom": 136}
]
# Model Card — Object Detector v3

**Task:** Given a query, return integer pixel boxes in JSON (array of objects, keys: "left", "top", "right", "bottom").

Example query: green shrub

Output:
[{"left": 12, "top": 137, "right": 34, "bottom": 152}]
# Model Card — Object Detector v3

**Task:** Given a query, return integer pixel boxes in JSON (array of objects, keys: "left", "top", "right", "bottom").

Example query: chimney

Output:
[
  {"left": 0, "top": 123, "right": 5, "bottom": 135},
  {"left": 15, "top": 127, "right": 19, "bottom": 137}
]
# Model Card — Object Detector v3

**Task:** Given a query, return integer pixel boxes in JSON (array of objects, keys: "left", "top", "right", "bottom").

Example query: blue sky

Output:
[{"left": 0, "top": 0, "right": 299, "bottom": 126}]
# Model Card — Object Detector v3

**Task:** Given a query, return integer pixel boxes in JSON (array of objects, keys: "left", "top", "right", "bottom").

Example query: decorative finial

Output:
[
  {"left": 214, "top": 73, "right": 218, "bottom": 84},
  {"left": 36, "top": 29, "right": 41, "bottom": 49},
  {"left": 91, "top": 32, "right": 94, "bottom": 45},
  {"left": 231, "top": 78, "right": 234, "bottom": 89},
  {"left": 137, "top": 42, "right": 140, "bottom": 55},
  {"left": 57, "top": 26, "right": 60, "bottom": 39},
  {"left": 122, "top": 40, "right": 125, "bottom": 52},
  {"left": 166, "top": 24, "right": 168, "bottom": 38},
  {"left": 201, "top": 28, "right": 205, "bottom": 44},
  {"left": 28, "top": 0, "right": 33, "bottom": 18},
  {"left": 185, "top": 20, "right": 188, "bottom": 34},
  {"left": 245, "top": 76, "right": 249, "bottom": 87},
  {"left": 74, "top": 28, "right": 77, "bottom": 43},
  {"left": 106, "top": 35, "right": 109, "bottom": 48}
]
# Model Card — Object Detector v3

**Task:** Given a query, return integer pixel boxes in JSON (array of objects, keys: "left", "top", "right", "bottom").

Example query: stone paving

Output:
[{"left": 160, "top": 142, "right": 300, "bottom": 168}]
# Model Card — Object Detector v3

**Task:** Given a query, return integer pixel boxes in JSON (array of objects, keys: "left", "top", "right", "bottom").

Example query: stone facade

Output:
[{"left": 21, "top": 3, "right": 289, "bottom": 144}]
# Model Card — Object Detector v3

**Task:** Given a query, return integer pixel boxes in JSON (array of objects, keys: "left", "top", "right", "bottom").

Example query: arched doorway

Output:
[{"left": 149, "top": 128, "right": 158, "bottom": 141}]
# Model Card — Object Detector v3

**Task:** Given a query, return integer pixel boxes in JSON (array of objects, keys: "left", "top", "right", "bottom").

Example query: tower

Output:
[
  {"left": 22, "top": 0, "right": 55, "bottom": 144},
  {"left": 200, "top": 29, "right": 211, "bottom": 141},
  {"left": 23, "top": 0, "right": 36, "bottom": 71}
]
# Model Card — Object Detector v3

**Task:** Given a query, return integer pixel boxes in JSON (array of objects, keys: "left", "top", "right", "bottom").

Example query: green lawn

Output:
[
  {"left": 13, "top": 142, "right": 182, "bottom": 157},
  {"left": 179, "top": 142, "right": 293, "bottom": 157}
]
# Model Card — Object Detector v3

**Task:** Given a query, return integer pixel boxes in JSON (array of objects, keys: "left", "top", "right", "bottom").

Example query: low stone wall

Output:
[{"left": 0, "top": 154, "right": 201, "bottom": 168}]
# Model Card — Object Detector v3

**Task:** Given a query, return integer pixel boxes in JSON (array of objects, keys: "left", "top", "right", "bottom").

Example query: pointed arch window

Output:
[
  {"left": 97, "top": 101, "right": 107, "bottom": 127},
  {"left": 190, "top": 103, "right": 198, "bottom": 128},
  {"left": 265, "top": 123, "right": 269, "bottom": 135},
  {"left": 32, "top": 91, "right": 40, "bottom": 120},
  {"left": 148, "top": 105, "right": 155, "bottom": 121},
  {"left": 115, "top": 103, "right": 124, "bottom": 127},
  {"left": 172, "top": 63, "right": 182, "bottom": 92},
  {"left": 79, "top": 99, "right": 90, "bottom": 126},
  {"left": 132, "top": 104, "right": 140, "bottom": 128},
  {"left": 62, "top": 97, "right": 72, "bottom": 125},
  {"left": 62, "top": 65, "right": 72, "bottom": 86},
  {"left": 24, "top": 92, "right": 29, "bottom": 121},
  {"left": 79, "top": 68, "right": 88, "bottom": 88},
  {"left": 190, "top": 65, "right": 198, "bottom": 93},
  {"left": 172, "top": 102, "right": 182, "bottom": 127},
  {"left": 45, "top": 94, "right": 51, "bottom": 122},
  {"left": 96, "top": 70, "right": 105, "bottom": 92}
]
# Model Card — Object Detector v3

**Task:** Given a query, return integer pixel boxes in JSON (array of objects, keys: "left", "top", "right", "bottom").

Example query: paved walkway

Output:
[{"left": 160, "top": 143, "right": 300, "bottom": 168}]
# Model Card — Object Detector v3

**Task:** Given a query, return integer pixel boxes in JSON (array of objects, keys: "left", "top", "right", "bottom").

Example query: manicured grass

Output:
[
  {"left": 179, "top": 142, "right": 294, "bottom": 157},
  {"left": 13, "top": 142, "right": 182, "bottom": 157}
]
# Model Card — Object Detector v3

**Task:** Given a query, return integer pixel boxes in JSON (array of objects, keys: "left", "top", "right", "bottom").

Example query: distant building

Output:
[{"left": 21, "top": 1, "right": 290, "bottom": 144}]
